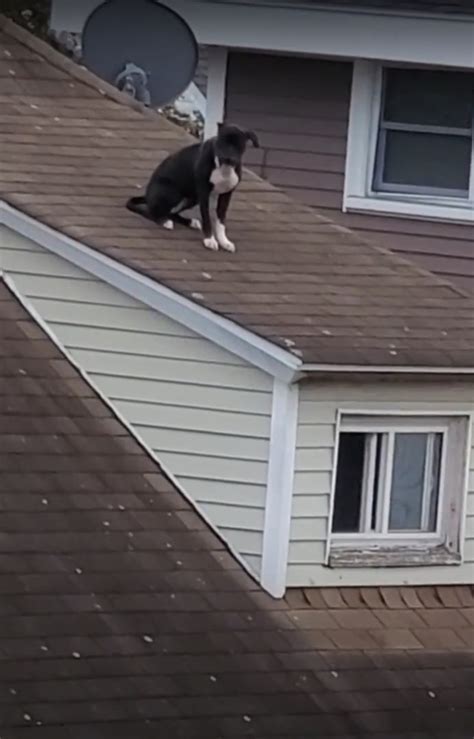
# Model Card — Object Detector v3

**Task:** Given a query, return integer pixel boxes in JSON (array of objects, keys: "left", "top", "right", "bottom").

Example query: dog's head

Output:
[{"left": 214, "top": 123, "right": 260, "bottom": 167}]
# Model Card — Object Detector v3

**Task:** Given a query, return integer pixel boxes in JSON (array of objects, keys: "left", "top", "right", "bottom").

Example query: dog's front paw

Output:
[
  {"left": 190, "top": 218, "right": 202, "bottom": 231},
  {"left": 162, "top": 219, "right": 174, "bottom": 230},
  {"left": 219, "top": 238, "right": 236, "bottom": 253},
  {"left": 203, "top": 236, "right": 219, "bottom": 251}
]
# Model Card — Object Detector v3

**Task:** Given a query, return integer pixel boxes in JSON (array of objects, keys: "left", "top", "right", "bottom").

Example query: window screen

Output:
[{"left": 373, "top": 67, "right": 474, "bottom": 196}]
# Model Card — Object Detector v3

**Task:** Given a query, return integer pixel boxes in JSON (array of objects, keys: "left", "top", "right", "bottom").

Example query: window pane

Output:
[
  {"left": 389, "top": 433, "right": 427, "bottom": 531},
  {"left": 428, "top": 434, "right": 443, "bottom": 532},
  {"left": 332, "top": 433, "right": 365, "bottom": 533},
  {"left": 378, "top": 130, "right": 471, "bottom": 192},
  {"left": 383, "top": 68, "right": 474, "bottom": 128}
]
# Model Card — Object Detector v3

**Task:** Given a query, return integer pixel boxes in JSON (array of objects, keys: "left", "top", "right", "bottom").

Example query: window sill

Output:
[
  {"left": 344, "top": 194, "right": 474, "bottom": 225},
  {"left": 329, "top": 545, "right": 461, "bottom": 569}
]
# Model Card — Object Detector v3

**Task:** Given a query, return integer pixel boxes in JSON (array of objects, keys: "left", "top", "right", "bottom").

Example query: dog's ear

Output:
[{"left": 245, "top": 130, "right": 259, "bottom": 148}]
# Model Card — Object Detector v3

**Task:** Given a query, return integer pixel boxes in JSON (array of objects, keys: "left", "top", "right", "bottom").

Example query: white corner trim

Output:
[
  {"left": 325, "top": 407, "right": 343, "bottom": 564},
  {"left": 261, "top": 378, "right": 299, "bottom": 598},
  {"left": 343, "top": 60, "right": 474, "bottom": 225},
  {"left": 204, "top": 46, "right": 228, "bottom": 140},
  {"left": 2, "top": 271, "right": 260, "bottom": 584},
  {"left": 1, "top": 202, "right": 300, "bottom": 383}
]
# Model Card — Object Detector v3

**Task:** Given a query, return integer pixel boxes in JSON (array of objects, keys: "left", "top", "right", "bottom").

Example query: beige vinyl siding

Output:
[
  {"left": 290, "top": 380, "right": 474, "bottom": 587},
  {"left": 0, "top": 227, "right": 273, "bottom": 576}
]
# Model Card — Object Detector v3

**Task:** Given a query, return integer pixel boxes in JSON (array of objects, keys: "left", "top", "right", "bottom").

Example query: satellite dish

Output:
[{"left": 82, "top": 0, "right": 199, "bottom": 107}]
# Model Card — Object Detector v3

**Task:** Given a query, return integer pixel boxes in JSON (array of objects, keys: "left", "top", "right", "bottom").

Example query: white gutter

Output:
[{"left": 301, "top": 364, "right": 474, "bottom": 375}]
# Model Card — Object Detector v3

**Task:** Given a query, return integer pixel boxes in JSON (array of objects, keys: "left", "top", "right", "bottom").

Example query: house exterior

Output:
[
  {"left": 1, "top": 16, "right": 474, "bottom": 603},
  {"left": 2, "top": 240, "right": 474, "bottom": 739},
  {"left": 50, "top": 0, "right": 474, "bottom": 294}
]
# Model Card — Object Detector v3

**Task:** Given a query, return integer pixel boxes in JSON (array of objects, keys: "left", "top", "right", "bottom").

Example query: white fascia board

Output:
[
  {"left": 261, "top": 378, "right": 299, "bottom": 598},
  {"left": 0, "top": 202, "right": 301, "bottom": 383},
  {"left": 50, "top": 0, "right": 474, "bottom": 69}
]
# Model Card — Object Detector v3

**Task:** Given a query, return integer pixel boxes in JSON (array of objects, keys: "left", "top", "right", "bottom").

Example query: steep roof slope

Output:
[
  {"left": 1, "top": 276, "right": 474, "bottom": 737},
  {"left": 0, "top": 16, "right": 473, "bottom": 369}
]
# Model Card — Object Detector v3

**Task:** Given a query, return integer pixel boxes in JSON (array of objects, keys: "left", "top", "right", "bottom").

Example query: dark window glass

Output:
[
  {"left": 332, "top": 433, "right": 365, "bottom": 533},
  {"left": 381, "top": 130, "right": 471, "bottom": 191},
  {"left": 383, "top": 68, "right": 474, "bottom": 129}
]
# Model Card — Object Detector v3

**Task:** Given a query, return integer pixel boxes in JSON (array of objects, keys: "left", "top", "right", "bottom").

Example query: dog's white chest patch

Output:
[{"left": 210, "top": 164, "right": 239, "bottom": 194}]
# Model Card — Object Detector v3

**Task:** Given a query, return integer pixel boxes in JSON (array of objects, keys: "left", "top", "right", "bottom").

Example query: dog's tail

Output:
[{"left": 126, "top": 195, "right": 148, "bottom": 215}]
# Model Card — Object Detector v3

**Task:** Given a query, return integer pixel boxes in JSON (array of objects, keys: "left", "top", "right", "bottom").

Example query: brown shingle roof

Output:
[
  {"left": 1, "top": 275, "right": 473, "bottom": 736},
  {"left": 0, "top": 16, "right": 473, "bottom": 370}
]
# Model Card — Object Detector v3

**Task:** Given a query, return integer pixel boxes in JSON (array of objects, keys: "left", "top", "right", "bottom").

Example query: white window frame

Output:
[
  {"left": 343, "top": 60, "right": 474, "bottom": 225},
  {"left": 328, "top": 412, "right": 471, "bottom": 567}
]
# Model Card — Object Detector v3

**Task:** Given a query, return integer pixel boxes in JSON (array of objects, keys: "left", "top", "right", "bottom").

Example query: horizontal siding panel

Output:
[
  {"left": 257, "top": 132, "right": 346, "bottom": 155},
  {"left": 264, "top": 167, "right": 344, "bottom": 191},
  {"left": 49, "top": 322, "right": 247, "bottom": 367},
  {"left": 397, "top": 253, "right": 474, "bottom": 278},
  {"left": 71, "top": 349, "right": 270, "bottom": 390},
  {"left": 342, "top": 210, "right": 474, "bottom": 241},
  {"left": 90, "top": 375, "right": 270, "bottom": 415},
  {"left": 157, "top": 451, "right": 267, "bottom": 486},
  {"left": 290, "top": 517, "right": 327, "bottom": 541},
  {"left": 34, "top": 299, "right": 196, "bottom": 337},
  {"left": 138, "top": 425, "right": 269, "bottom": 462},
  {"left": 114, "top": 399, "right": 271, "bottom": 439},
  {"left": 466, "top": 496, "right": 474, "bottom": 516},
  {"left": 292, "top": 494, "right": 330, "bottom": 518},
  {"left": 358, "top": 230, "right": 474, "bottom": 261},
  {"left": 228, "top": 93, "right": 348, "bottom": 120},
  {"left": 232, "top": 112, "right": 348, "bottom": 138},
  {"left": 293, "top": 471, "right": 331, "bottom": 496},
  {"left": 15, "top": 274, "right": 139, "bottom": 307},
  {"left": 296, "top": 423, "right": 335, "bottom": 449},
  {"left": 220, "top": 528, "right": 263, "bottom": 557},
  {"left": 176, "top": 477, "right": 266, "bottom": 509},
  {"left": 2, "top": 248, "right": 87, "bottom": 278},
  {"left": 266, "top": 149, "right": 345, "bottom": 173},
  {"left": 294, "top": 447, "right": 333, "bottom": 472},
  {"left": 0, "top": 228, "right": 37, "bottom": 250},
  {"left": 288, "top": 541, "right": 326, "bottom": 564},
  {"left": 242, "top": 554, "right": 262, "bottom": 576},
  {"left": 290, "top": 188, "right": 342, "bottom": 210},
  {"left": 200, "top": 503, "right": 265, "bottom": 532},
  {"left": 463, "top": 538, "right": 474, "bottom": 562}
]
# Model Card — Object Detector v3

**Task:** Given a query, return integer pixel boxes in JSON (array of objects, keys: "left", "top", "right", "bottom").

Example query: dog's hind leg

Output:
[{"left": 170, "top": 199, "right": 201, "bottom": 230}]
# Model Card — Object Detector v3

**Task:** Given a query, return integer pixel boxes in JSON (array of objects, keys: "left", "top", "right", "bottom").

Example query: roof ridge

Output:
[{"left": 1, "top": 13, "right": 470, "bottom": 301}]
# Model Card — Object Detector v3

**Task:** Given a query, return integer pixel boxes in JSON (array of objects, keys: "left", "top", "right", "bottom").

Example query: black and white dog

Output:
[{"left": 126, "top": 123, "right": 259, "bottom": 252}]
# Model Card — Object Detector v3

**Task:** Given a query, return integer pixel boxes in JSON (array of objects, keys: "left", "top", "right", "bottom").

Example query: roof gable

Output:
[{"left": 1, "top": 16, "right": 473, "bottom": 371}]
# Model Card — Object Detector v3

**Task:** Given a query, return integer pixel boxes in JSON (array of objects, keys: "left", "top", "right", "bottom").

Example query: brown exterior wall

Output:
[{"left": 225, "top": 52, "right": 474, "bottom": 295}]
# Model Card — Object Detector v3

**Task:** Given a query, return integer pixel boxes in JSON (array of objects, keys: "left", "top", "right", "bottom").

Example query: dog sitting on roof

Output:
[{"left": 126, "top": 123, "right": 259, "bottom": 253}]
